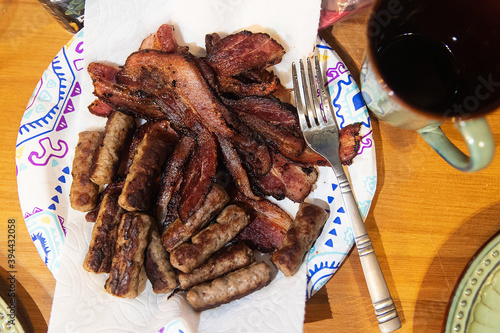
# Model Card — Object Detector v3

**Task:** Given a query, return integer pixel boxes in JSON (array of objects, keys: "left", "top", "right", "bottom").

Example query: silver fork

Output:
[{"left": 293, "top": 56, "right": 401, "bottom": 333}]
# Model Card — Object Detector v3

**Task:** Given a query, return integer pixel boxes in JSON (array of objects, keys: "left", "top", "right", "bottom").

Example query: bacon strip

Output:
[
  {"left": 178, "top": 123, "right": 218, "bottom": 221},
  {"left": 156, "top": 135, "right": 196, "bottom": 228},
  {"left": 238, "top": 112, "right": 304, "bottom": 159},
  {"left": 292, "top": 146, "right": 329, "bottom": 166},
  {"left": 231, "top": 133, "right": 271, "bottom": 177},
  {"left": 339, "top": 122, "right": 363, "bottom": 166},
  {"left": 235, "top": 194, "right": 293, "bottom": 253},
  {"left": 217, "top": 69, "right": 281, "bottom": 97},
  {"left": 117, "top": 50, "right": 235, "bottom": 138},
  {"left": 224, "top": 96, "right": 298, "bottom": 126},
  {"left": 255, "top": 152, "right": 318, "bottom": 203},
  {"left": 139, "top": 24, "right": 178, "bottom": 53},
  {"left": 205, "top": 31, "right": 285, "bottom": 77},
  {"left": 88, "top": 99, "right": 113, "bottom": 118},
  {"left": 88, "top": 62, "right": 166, "bottom": 120},
  {"left": 218, "top": 136, "right": 261, "bottom": 201}
]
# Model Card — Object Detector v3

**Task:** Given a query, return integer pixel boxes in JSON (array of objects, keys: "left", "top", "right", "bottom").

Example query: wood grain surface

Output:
[{"left": 1, "top": 1, "right": 499, "bottom": 332}]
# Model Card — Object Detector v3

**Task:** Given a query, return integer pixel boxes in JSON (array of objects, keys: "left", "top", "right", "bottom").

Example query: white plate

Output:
[{"left": 15, "top": 29, "right": 376, "bottom": 330}]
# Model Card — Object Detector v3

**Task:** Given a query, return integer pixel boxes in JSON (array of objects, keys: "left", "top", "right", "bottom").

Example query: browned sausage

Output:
[
  {"left": 271, "top": 202, "right": 329, "bottom": 277},
  {"left": 70, "top": 131, "right": 101, "bottom": 212},
  {"left": 104, "top": 212, "right": 152, "bottom": 298},
  {"left": 83, "top": 193, "right": 125, "bottom": 273},
  {"left": 186, "top": 262, "right": 271, "bottom": 311},
  {"left": 161, "top": 183, "right": 229, "bottom": 251},
  {"left": 118, "top": 120, "right": 178, "bottom": 211},
  {"left": 178, "top": 242, "right": 254, "bottom": 290},
  {"left": 170, "top": 205, "right": 250, "bottom": 273},
  {"left": 90, "top": 110, "right": 136, "bottom": 185},
  {"left": 145, "top": 225, "right": 179, "bottom": 294}
]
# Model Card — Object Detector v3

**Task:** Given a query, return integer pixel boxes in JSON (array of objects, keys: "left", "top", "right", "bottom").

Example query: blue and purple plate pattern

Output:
[{"left": 15, "top": 32, "right": 376, "bottom": 328}]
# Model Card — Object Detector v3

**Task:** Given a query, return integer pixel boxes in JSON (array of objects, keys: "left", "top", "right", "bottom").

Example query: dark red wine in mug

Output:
[{"left": 368, "top": 0, "right": 500, "bottom": 118}]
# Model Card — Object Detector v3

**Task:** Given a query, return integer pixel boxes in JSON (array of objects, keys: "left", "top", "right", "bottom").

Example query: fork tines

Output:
[{"left": 292, "top": 55, "right": 334, "bottom": 130}]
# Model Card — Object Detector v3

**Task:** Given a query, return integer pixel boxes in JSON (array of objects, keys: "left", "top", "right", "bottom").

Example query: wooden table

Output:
[{"left": 1, "top": 1, "right": 499, "bottom": 332}]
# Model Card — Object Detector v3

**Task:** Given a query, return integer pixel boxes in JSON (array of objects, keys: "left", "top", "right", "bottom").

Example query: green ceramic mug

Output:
[{"left": 360, "top": 0, "right": 500, "bottom": 172}]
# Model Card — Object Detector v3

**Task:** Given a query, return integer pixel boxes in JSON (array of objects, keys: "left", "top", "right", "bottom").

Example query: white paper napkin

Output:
[{"left": 47, "top": 0, "right": 322, "bottom": 332}]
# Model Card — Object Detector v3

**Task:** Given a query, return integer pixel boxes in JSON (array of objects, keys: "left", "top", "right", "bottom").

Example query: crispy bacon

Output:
[
  {"left": 217, "top": 69, "right": 281, "bottom": 97},
  {"left": 234, "top": 111, "right": 304, "bottom": 159},
  {"left": 88, "top": 62, "right": 119, "bottom": 81},
  {"left": 224, "top": 96, "right": 298, "bottom": 126},
  {"left": 205, "top": 33, "right": 221, "bottom": 55},
  {"left": 232, "top": 134, "right": 271, "bottom": 176},
  {"left": 218, "top": 136, "right": 261, "bottom": 201},
  {"left": 254, "top": 152, "right": 318, "bottom": 203},
  {"left": 178, "top": 123, "right": 218, "bottom": 221},
  {"left": 139, "top": 24, "right": 178, "bottom": 53},
  {"left": 292, "top": 146, "right": 329, "bottom": 166},
  {"left": 235, "top": 193, "right": 293, "bottom": 253},
  {"left": 88, "top": 99, "right": 113, "bottom": 118},
  {"left": 116, "top": 50, "right": 236, "bottom": 138},
  {"left": 205, "top": 31, "right": 285, "bottom": 77},
  {"left": 156, "top": 135, "right": 196, "bottom": 228},
  {"left": 88, "top": 62, "right": 166, "bottom": 120},
  {"left": 223, "top": 96, "right": 305, "bottom": 159},
  {"left": 190, "top": 56, "right": 219, "bottom": 93},
  {"left": 339, "top": 122, "right": 362, "bottom": 166}
]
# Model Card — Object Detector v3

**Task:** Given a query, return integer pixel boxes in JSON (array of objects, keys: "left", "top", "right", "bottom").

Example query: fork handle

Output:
[{"left": 337, "top": 173, "right": 402, "bottom": 333}]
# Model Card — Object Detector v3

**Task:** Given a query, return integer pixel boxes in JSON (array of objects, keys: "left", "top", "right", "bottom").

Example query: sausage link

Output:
[
  {"left": 186, "top": 262, "right": 271, "bottom": 311},
  {"left": 70, "top": 131, "right": 101, "bottom": 212},
  {"left": 105, "top": 212, "right": 152, "bottom": 298},
  {"left": 170, "top": 205, "right": 250, "bottom": 273},
  {"left": 118, "top": 121, "right": 177, "bottom": 211},
  {"left": 178, "top": 242, "right": 254, "bottom": 290},
  {"left": 83, "top": 194, "right": 125, "bottom": 273},
  {"left": 90, "top": 110, "right": 136, "bottom": 185},
  {"left": 161, "top": 183, "right": 229, "bottom": 251},
  {"left": 271, "top": 202, "right": 329, "bottom": 276},
  {"left": 145, "top": 225, "right": 179, "bottom": 294}
]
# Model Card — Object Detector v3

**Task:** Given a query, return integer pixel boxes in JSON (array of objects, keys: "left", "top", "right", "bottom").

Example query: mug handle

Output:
[{"left": 417, "top": 118, "right": 495, "bottom": 172}]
